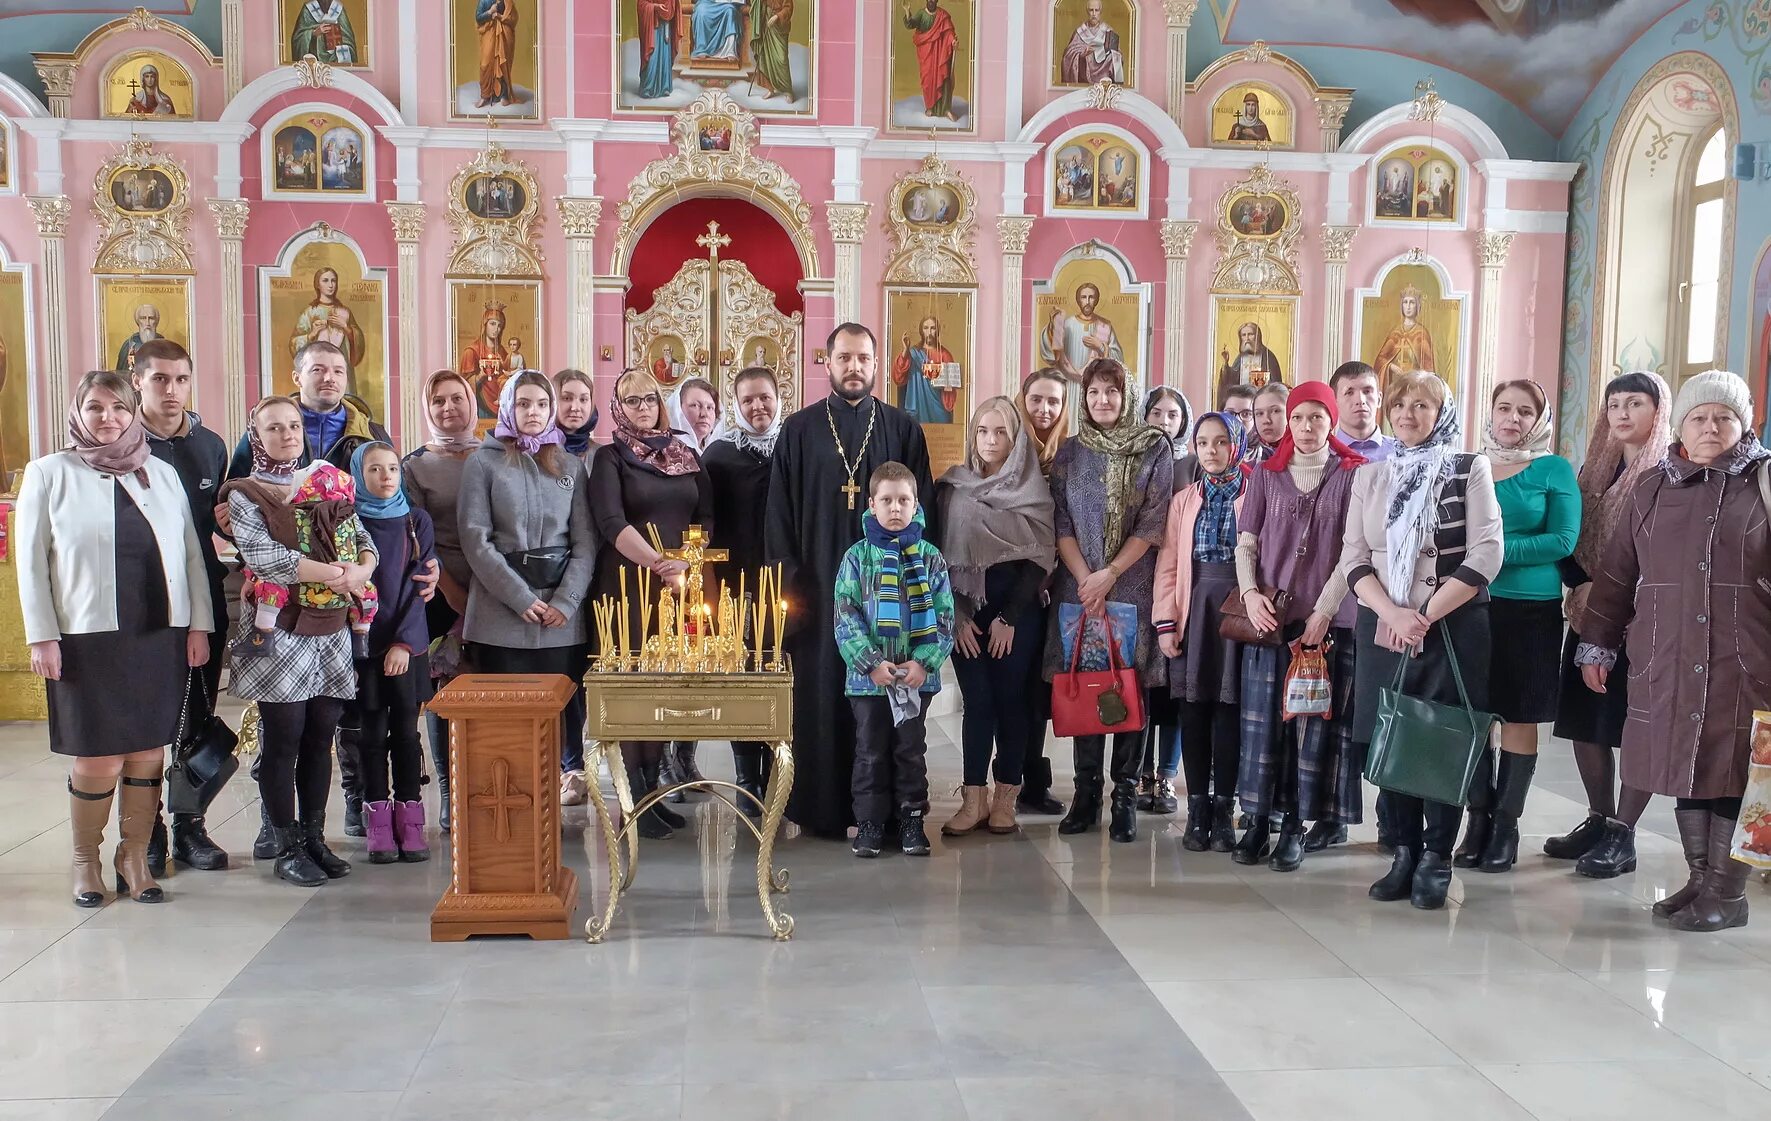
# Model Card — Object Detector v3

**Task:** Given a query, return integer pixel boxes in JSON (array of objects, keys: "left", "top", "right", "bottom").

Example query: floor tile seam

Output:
[{"left": 1556, "top": 965, "right": 1770, "bottom": 1078}]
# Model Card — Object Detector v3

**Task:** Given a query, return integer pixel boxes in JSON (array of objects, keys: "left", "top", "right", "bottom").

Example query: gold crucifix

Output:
[
  {"left": 469, "top": 757, "right": 532, "bottom": 844},
  {"left": 696, "top": 221, "right": 732, "bottom": 266},
  {"left": 664, "top": 524, "right": 728, "bottom": 633}
]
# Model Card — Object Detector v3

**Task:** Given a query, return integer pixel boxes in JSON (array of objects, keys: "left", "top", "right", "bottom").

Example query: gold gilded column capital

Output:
[
  {"left": 826, "top": 202, "right": 872, "bottom": 244},
  {"left": 27, "top": 196, "right": 71, "bottom": 238},
  {"left": 206, "top": 198, "right": 251, "bottom": 241},
  {"left": 997, "top": 215, "right": 1035, "bottom": 256},
  {"left": 556, "top": 196, "right": 604, "bottom": 239},
  {"left": 385, "top": 201, "right": 427, "bottom": 244}
]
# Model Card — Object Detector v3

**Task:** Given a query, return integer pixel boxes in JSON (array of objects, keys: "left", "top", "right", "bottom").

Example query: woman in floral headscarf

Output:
[
  {"left": 1043, "top": 358, "right": 1173, "bottom": 844},
  {"left": 1338, "top": 371, "right": 1503, "bottom": 911},
  {"left": 587, "top": 368, "right": 714, "bottom": 838}
]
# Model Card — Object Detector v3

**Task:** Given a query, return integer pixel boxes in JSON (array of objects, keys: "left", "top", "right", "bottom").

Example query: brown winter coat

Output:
[{"left": 1581, "top": 443, "right": 1771, "bottom": 799}]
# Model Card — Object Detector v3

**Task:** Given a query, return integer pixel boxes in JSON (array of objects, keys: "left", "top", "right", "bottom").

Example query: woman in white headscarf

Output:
[{"left": 666, "top": 376, "right": 727, "bottom": 455}]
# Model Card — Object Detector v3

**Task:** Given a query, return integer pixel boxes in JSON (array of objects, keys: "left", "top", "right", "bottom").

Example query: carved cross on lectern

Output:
[
  {"left": 664, "top": 525, "right": 727, "bottom": 635},
  {"left": 696, "top": 221, "right": 732, "bottom": 266},
  {"left": 470, "top": 757, "right": 532, "bottom": 843}
]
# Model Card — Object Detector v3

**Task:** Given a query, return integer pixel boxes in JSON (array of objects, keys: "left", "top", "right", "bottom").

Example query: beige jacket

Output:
[{"left": 1336, "top": 453, "right": 1504, "bottom": 611}]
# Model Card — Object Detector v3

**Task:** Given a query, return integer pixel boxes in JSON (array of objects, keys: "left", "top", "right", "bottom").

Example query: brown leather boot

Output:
[
  {"left": 68, "top": 775, "right": 115, "bottom": 907},
  {"left": 113, "top": 762, "right": 166, "bottom": 903},
  {"left": 1653, "top": 807, "right": 1711, "bottom": 918},
  {"left": 988, "top": 784, "right": 1021, "bottom": 835},
  {"left": 942, "top": 786, "right": 988, "bottom": 836},
  {"left": 1669, "top": 812, "right": 1750, "bottom": 933}
]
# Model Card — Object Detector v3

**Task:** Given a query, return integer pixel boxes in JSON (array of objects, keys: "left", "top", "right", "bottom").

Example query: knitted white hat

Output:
[{"left": 1672, "top": 369, "right": 1752, "bottom": 431}]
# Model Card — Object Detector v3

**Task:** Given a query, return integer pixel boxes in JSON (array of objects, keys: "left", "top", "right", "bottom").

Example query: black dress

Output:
[
  {"left": 48, "top": 483, "right": 186, "bottom": 757},
  {"left": 701, "top": 437, "right": 771, "bottom": 576},
  {"left": 586, "top": 442, "right": 715, "bottom": 649}
]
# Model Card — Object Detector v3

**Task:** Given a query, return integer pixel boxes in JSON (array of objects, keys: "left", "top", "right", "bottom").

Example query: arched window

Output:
[{"left": 1675, "top": 126, "right": 1727, "bottom": 383}]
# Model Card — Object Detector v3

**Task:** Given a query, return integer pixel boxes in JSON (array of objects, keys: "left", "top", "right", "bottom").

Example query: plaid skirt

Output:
[{"left": 1236, "top": 628, "right": 1363, "bottom": 823}]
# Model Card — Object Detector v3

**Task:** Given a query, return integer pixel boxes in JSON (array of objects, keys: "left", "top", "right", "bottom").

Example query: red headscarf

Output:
[{"left": 1262, "top": 380, "right": 1366, "bottom": 472}]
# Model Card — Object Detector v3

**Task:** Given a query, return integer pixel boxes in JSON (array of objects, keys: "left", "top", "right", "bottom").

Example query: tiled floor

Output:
[{"left": 2, "top": 704, "right": 1769, "bottom": 1121}]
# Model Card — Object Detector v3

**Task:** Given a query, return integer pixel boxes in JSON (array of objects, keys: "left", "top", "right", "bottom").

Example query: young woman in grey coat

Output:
[{"left": 458, "top": 371, "right": 596, "bottom": 796}]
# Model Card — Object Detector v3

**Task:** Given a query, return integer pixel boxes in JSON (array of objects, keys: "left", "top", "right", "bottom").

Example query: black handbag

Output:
[
  {"left": 165, "top": 671, "right": 240, "bottom": 816},
  {"left": 1364, "top": 621, "right": 1497, "bottom": 807},
  {"left": 505, "top": 546, "right": 569, "bottom": 590}
]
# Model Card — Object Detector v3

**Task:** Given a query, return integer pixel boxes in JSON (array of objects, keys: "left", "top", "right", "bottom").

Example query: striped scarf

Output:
[{"left": 864, "top": 508, "right": 935, "bottom": 643}]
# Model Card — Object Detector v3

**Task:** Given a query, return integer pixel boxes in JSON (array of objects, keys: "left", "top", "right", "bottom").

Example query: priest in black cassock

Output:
[{"left": 765, "top": 323, "right": 936, "bottom": 838}]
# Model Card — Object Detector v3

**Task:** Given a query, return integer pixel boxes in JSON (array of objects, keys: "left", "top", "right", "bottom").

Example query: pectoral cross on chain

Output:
[{"left": 841, "top": 479, "right": 861, "bottom": 510}]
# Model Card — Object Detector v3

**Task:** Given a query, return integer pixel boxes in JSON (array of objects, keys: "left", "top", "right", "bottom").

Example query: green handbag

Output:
[{"left": 1364, "top": 621, "right": 1497, "bottom": 807}]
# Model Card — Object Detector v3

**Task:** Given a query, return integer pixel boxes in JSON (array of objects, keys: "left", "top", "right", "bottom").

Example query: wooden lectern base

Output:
[{"left": 427, "top": 674, "right": 580, "bottom": 942}]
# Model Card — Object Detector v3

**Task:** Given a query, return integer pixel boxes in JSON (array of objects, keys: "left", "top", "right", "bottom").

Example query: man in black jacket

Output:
[{"left": 134, "top": 339, "right": 232, "bottom": 873}]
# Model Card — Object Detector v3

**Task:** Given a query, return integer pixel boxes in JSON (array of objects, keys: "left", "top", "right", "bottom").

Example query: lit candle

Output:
[
  {"left": 774, "top": 599, "right": 788, "bottom": 668},
  {"left": 678, "top": 575, "right": 688, "bottom": 644}
]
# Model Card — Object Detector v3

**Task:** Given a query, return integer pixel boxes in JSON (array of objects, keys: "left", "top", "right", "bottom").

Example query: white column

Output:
[
  {"left": 1476, "top": 229, "right": 1515, "bottom": 415},
  {"left": 386, "top": 202, "right": 427, "bottom": 451},
  {"left": 556, "top": 197, "right": 604, "bottom": 373},
  {"left": 826, "top": 203, "right": 871, "bottom": 324},
  {"left": 1159, "top": 219, "right": 1198, "bottom": 391},
  {"left": 32, "top": 61, "right": 75, "bottom": 119},
  {"left": 221, "top": 0, "right": 245, "bottom": 101},
  {"left": 1319, "top": 225, "right": 1359, "bottom": 375},
  {"left": 997, "top": 217, "right": 1035, "bottom": 380},
  {"left": 1316, "top": 97, "right": 1352, "bottom": 152},
  {"left": 1165, "top": 1, "right": 1198, "bottom": 123},
  {"left": 206, "top": 200, "right": 251, "bottom": 446},
  {"left": 26, "top": 197, "right": 70, "bottom": 450}
]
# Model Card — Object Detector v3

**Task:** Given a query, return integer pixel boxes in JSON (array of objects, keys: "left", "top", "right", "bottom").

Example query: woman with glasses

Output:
[{"left": 588, "top": 369, "right": 714, "bottom": 838}]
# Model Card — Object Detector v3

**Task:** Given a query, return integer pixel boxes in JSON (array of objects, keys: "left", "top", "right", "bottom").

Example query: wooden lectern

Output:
[{"left": 428, "top": 674, "right": 578, "bottom": 941}]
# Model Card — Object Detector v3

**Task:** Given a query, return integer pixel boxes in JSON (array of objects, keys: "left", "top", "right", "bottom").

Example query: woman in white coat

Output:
[{"left": 18, "top": 370, "right": 212, "bottom": 907}]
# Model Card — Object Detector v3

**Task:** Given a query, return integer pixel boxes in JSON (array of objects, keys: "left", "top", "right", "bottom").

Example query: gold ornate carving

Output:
[
  {"left": 1086, "top": 77, "right": 1124, "bottom": 111},
  {"left": 384, "top": 201, "right": 426, "bottom": 243},
  {"left": 825, "top": 202, "right": 871, "bottom": 244},
  {"left": 996, "top": 215, "right": 1034, "bottom": 256},
  {"left": 1243, "top": 39, "right": 1272, "bottom": 65},
  {"left": 1319, "top": 225, "right": 1359, "bottom": 263},
  {"left": 124, "top": 6, "right": 161, "bottom": 31},
  {"left": 611, "top": 90, "right": 817, "bottom": 276},
  {"left": 717, "top": 260, "right": 803, "bottom": 413},
  {"left": 1404, "top": 246, "right": 1427, "bottom": 264},
  {"left": 1409, "top": 77, "right": 1445, "bottom": 123},
  {"left": 882, "top": 155, "right": 978, "bottom": 286},
  {"left": 1210, "top": 163, "right": 1302, "bottom": 294},
  {"left": 445, "top": 143, "right": 545, "bottom": 278},
  {"left": 627, "top": 259, "right": 713, "bottom": 385},
  {"left": 292, "top": 52, "right": 333, "bottom": 89},
  {"left": 90, "top": 139, "right": 193, "bottom": 274},
  {"left": 206, "top": 198, "right": 250, "bottom": 241},
  {"left": 556, "top": 196, "right": 603, "bottom": 239},
  {"left": 1159, "top": 219, "right": 1199, "bottom": 260},
  {"left": 27, "top": 196, "right": 72, "bottom": 238},
  {"left": 1164, "top": 0, "right": 1199, "bottom": 27},
  {"left": 1478, "top": 229, "right": 1516, "bottom": 269}
]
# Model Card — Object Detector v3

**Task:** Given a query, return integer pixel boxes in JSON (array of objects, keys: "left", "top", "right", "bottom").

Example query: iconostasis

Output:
[{"left": 0, "top": 1, "right": 1577, "bottom": 482}]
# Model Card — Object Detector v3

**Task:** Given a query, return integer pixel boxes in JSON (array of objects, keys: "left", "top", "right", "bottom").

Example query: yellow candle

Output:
[
  {"left": 618, "top": 567, "right": 629, "bottom": 662},
  {"left": 774, "top": 599, "right": 787, "bottom": 667}
]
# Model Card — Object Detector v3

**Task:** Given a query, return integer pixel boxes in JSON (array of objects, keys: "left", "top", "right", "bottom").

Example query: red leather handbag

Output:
[{"left": 1051, "top": 610, "right": 1147, "bottom": 738}]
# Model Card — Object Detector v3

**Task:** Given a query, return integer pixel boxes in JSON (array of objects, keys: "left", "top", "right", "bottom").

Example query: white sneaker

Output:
[{"left": 560, "top": 770, "right": 588, "bottom": 806}]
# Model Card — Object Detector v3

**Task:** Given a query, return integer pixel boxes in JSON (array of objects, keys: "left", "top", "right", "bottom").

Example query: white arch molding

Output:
[
  {"left": 1012, "top": 84, "right": 1193, "bottom": 218},
  {"left": 219, "top": 67, "right": 405, "bottom": 129},
  {"left": 1340, "top": 100, "right": 1510, "bottom": 163},
  {"left": 1041, "top": 121, "right": 1152, "bottom": 222}
]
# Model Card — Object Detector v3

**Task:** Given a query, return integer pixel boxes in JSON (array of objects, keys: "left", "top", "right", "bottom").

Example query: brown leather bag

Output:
[{"left": 1218, "top": 586, "right": 1293, "bottom": 647}]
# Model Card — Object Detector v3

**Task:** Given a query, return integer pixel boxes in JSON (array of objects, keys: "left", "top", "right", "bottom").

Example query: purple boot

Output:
[
  {"left": 393, "top": 800, "right": 430, "bottom": 863},
  {"left": 363, "top": 800, "right": 397, "bottom": 864}
]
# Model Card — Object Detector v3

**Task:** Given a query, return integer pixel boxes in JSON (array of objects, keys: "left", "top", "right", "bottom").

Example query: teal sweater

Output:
[
  {"left": 1491, "top": 454, "right": 1581, "bottom": 601},
  {"left": 833, "top": 537, "right": 955, "bottom": 697}
]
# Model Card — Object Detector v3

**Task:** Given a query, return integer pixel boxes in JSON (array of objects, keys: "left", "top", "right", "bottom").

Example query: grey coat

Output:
[{"left": 457, "top": 439, "right": 596, "bottom": 650}]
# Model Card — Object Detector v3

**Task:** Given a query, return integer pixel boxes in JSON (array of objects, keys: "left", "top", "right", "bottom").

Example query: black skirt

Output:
[
  {"left": 48, "top": 484, "right": 186, "bottom": 757},
  {"left": 1169, "top": 561, "right": 1242, "bottom": 704},
  {"left": 1552, "top": 625, "right": 1630, "bottom": 748},
  {"left": 1486, "top": 596, "right": 1565, "bottom": 724},
  {"left": 1351, "top": 600, "right": 1491, "bottom": 745}
]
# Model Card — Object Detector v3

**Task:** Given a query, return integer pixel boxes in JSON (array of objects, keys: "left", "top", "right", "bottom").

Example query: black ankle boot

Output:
[
  {"left": 733, "top": 752, "right": 766, "bottom": 819},
  {"left": 1369, "top": 845, "right": 1420, "bottom": 901},
  {"left": 1543, "top": 812, "right": 1606, "bottom": 860},
  {"left": 1452, "top": 812, "right": 1491, "bottom": 869},
  {"left": 1268, "top": 813, "right": 1305, "bottom": 872},
  {"left": 172, "top": 814, "right": 229, "bottom": 871},
  {"left": 146, "top": 814, "right": 169, "bottom": 879},
  {"left": 1303, "top": 821, "right": 1347, "bottom": 852},
  {"left": 273, "top": 825, "right": 327, "bottom": 887},
  {"left": 1018, "top": 758, "right": 1065, "bottom": 815},
  {"left": 300, "top": 820, "right": 351, "bottom": 878},
  {"left": 1231, "top": 814, "right": 1271, "bottom": 865},
  {"left": 1575, "top": 819, "right": 1636, "bottom": 879},
  {"left": 337, "top": 732, "right": 365, "bottom": 838},
  {"left": 1059, "top": 784, "right": 1102, "bottom": 835},
  {"left": 1182, "top": 795, "right": 1212, "bottom": 852},
  {"left": 1108, "top": 781, "right": 1137, "bottom": 843},
  {"left": 1411, "top": 851, "right": 1454, "bottom": 909},
  {"left": 253, "top": 801, "right": 278, "bottom": 860},
  {"left": 1210, "top": 796, "right": 1236, "bottom": 852},
  {"left": 1479, "top": 812, "right": 1520, "bottom": 873}
]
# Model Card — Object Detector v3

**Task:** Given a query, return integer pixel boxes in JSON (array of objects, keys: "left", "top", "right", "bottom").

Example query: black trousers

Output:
[
  {"left": 953, "top": 622, "right": 1041, "bottom": 786},
  {"left": 1073, "top": 730, "right": 1142, "bottom": 787},
  {"left": 1178, "top": 699, "right": 1240, "bottom": 800},
  {"left": 850, "top": 696, "right": 930, "bottom": 822},
  {"left": 344, "top": 659, "right": 425, "bottom": 803},
  {"left": 258, "top": 696, "right": 345, "bottom": 828},
  {"left": 473, "top": 643, "right": 589, "bottom": 772},
  {"left": 1384, "top": 788, "right": 1464, "bottom": 857}
]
